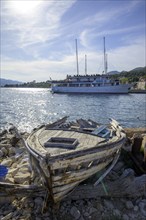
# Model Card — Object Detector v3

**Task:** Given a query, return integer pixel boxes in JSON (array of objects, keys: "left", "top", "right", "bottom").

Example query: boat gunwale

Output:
[{"left": 26, "top": 128, "right": 126, "bottom": 162}]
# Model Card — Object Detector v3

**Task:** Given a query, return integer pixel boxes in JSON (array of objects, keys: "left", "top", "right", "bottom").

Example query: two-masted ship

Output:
[{"left": 51, "top": 38, "right": 131, "bottom": 94}]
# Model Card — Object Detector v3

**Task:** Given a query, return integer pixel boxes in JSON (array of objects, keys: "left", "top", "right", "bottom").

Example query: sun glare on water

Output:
[{"left": 8, "top": 0, "right": 42, "bottom": 15}]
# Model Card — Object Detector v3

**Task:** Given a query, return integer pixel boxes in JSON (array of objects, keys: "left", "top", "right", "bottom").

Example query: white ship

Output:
[{"left": 51, "top": 38, "right": 131, "bottom": 94}]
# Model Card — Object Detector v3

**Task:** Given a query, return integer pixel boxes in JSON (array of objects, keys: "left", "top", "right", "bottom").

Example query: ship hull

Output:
[{"left": 51, "top": 84, "right": 131, "bottom": 94}]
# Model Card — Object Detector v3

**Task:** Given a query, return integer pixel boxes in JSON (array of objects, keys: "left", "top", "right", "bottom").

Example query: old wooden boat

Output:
[{"left": 26, "top": 117, "right": 126, "bottom": 203}]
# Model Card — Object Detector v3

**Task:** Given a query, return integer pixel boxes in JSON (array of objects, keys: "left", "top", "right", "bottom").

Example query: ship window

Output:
[
  {"left": 69, "top": 84, "right": 79, "bottom": 87},
  {"left": 58, "top": 83, "right": 67, "bottom": 87}
]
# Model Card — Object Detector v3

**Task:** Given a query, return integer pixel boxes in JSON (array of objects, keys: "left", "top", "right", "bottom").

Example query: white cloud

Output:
[
  {"left": 108, "top": 43, "right": 145, "bottom": 71},
  {"left": 2, "top": 0, "right": 76, "bottom": 48}
]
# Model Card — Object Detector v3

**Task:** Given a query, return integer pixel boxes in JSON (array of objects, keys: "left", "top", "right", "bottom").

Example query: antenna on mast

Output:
[{"left": 75, "top": 39, "right": 79, "bottom": 76}]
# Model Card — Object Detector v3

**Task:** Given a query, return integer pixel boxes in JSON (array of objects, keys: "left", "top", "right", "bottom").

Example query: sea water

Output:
[{"left": 0, "top": 88, "right": 145, "bottom": 132}]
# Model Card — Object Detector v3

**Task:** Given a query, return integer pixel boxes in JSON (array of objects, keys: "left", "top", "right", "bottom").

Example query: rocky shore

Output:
[{"left": 0, "top": 126, "right": 146, "bottom": 220}]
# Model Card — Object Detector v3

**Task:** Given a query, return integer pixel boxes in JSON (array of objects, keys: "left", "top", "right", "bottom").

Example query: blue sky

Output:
[{"left": 1, "top": 0, "right": 146, "bottom": 82}]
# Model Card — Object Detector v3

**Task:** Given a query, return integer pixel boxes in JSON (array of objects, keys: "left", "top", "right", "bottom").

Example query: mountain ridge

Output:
[{"left": 0, "top": 78, "right": 23, "bottom": 87}]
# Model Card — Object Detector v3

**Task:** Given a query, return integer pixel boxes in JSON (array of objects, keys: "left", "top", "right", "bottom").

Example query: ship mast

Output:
[
  {"left": 85, "top": 54, "right": 87, "bottom": 75},
  {"left": 103, "top": 37, "right": 108, "bottom": 75},
  {"left": 75, "top": 39, "right": 79, "bottom": 76}
]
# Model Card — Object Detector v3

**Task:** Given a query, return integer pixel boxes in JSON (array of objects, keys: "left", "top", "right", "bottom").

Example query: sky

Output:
[{"left": 1, "top": 0, "right": 146, "bottom": 82}]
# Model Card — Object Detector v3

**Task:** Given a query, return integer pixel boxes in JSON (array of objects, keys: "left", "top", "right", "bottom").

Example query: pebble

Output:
[
  {"left": 113, "top": 209, "right": 121, "bottom": 217},
  {"left": 128, "top": 212, "right": 136, "bottom": 219},
  {"left": 78, "top": 216, "right": 85, "bottom": 220},
  {"left": 14, "top": 172, "right": 31, "bottom": 184},
  {"left": 125, "top": 200, "right": 134, "bottom": 209},
  {"left": 8, "top": 167, "right": 19, "bottom": 176},
  {"left": 134, "top": 205, "right": 139, "bottom": 212},
  {"left": 103, "top": 199, "right": 114, "bottom": 210},
  {"left": 139, "top": 200, "right": 146, "bottom": 217},
  {"left": 83, "top": 212, "right": 90, "bottom": 217},
  {"left": 1, "top": 158, "right": 13, "bottom": 167},
  {"left": 1, "top": 147, "right": 8, "bottom": 156},
  {"left": 122, "top": 214, "right": 129, "bottom": 220},
  {"left": 8, "top": 147, "right": 15, "bottom": 155},
  {"left": 70, "top": 206, "right": 81, "bottom": 219},
  {"left": 0, "top": 150, "right": 4, "bottom": 157},
  {"left": 34, "top": 197, "right": 44, "bottom": 205},
  {"left": 89, "top": 207, "right": 98, "bottom": 214}
]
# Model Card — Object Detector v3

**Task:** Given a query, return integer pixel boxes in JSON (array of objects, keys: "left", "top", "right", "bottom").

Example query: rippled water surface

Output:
[{"left": 0, "top": 88, "right": 145, "bottom": 132}]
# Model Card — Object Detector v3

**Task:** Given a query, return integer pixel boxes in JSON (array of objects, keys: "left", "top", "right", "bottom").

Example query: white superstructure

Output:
[{"left": 51, "top": 75, "right": 131, "bottom": 94}]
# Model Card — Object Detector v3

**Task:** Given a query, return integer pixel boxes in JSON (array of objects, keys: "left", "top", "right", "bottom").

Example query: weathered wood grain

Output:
[
  {"left": 52, "top": 159, "right": 112, "bottom": 182},
  {"left": 50, "top": 144, "right": 121, "bottom": 170}
]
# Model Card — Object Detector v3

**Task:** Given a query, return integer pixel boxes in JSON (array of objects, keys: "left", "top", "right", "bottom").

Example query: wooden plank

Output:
[
  {"left": 88, "top": 119, "right": 100, "bottom": 127},
  {"left": 92, "top": 125, "right": 107, "bottom": 135},
  {"left": 50, "top": 144, "right": 121, "bottom": 170},
  {"left": 101, "top": 130, "right": 110, "bottom": 138},
  {"left": 52, "top": 158, "right": 112, "bottom": 182},
  {"left": 76, "top": 119, "right": 93, "bottom": 128},
  {"left": 45, "top": 116, "right": 68, "bottom": 129},
  {"left": 52, "top": 182, "right": 78, "bottom": 194}
]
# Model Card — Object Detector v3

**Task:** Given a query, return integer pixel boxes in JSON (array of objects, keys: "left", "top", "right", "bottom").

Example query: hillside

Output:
[
  {"left": 0, "top": 78, "right": 22, "bottom": 87},
  {"left": 110, "top": 66, "right": 146, "bottom": 84},
  {"left": 108, "top": 71, "right": 120, "bottom": 75}
]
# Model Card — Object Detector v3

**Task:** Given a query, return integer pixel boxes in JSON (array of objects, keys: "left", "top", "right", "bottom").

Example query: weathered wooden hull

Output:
[
  {"left": 51, "top": 154, "right": 116, "bottom": 202},
  {"left": 26, "top": 119, "right": 126, "bottom": 203}
]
